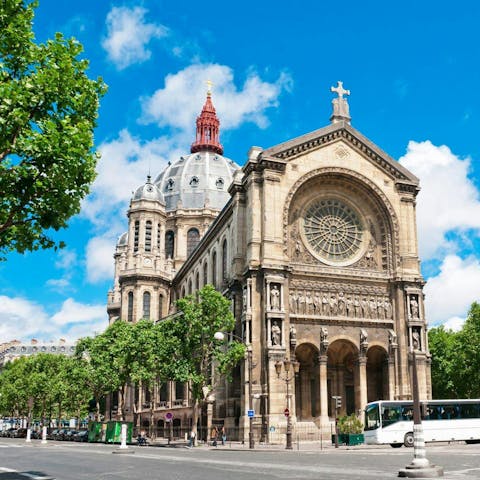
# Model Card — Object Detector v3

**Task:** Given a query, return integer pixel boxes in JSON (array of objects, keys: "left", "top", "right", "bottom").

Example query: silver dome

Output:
[
  {"left": 117, "top": 232, "right": 128, "bottom": 246},
  {"left": 132, "top": 176, "right": 165, "bottom": 204},
  {"left": 154, "top": 151, "right": 239, "bottom": 211}
]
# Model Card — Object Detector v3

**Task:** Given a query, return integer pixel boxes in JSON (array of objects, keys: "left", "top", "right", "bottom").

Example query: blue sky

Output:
[{"left": 2, "top": 0, "right": 480, "bottom": 342}]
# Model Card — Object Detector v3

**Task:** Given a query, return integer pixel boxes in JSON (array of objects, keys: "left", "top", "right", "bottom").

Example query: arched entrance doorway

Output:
[
  {"left": 327, "top": 339, "right": 359, "bottom": 416},
  {"left": 294, "top": 343, "right": 319, "bottom": 420},
  {"left": 366, "top": 345, "right": 389, "bottom": 402}
]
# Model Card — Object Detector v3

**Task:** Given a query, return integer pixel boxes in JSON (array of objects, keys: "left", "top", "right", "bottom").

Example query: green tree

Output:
[
  {"left": 428, "top": 302, "right": 480, "bottom": 398},
  {"left": 160, "top": 285, "right": 245, "bottom": 443},
  {"left": 0, "top": 0, "right": 106, "bottom": 259}
]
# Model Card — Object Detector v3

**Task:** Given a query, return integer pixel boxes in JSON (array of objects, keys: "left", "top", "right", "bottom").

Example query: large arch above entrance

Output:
[
  {"left": 294, "top": 342, "right": 319, "bottom": 420},
  {"left": 327, "top": 338, "right": 360, "bottom": 417},
  {"left": 366, "top": 345, "right": 389, "bottom": 403}
]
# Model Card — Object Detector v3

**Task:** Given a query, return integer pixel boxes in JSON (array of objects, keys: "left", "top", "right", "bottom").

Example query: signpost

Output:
[
  {"left": 247, "top": 409, "right": 255, "bottom": 418},
  {"left": 165, "top": 412, "right": 173, "bottom": 445}
]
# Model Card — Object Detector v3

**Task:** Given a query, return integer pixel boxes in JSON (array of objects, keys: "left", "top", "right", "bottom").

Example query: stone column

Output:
[
  {"left": 356, "top": 356, "right": 367, "bottom": 414},
  {"left": 316, "top": 354, "right": 330, "bottom": 438},
  {"left": 337, "top": 366, "right": 344, "bottom": 416},
  {"left": 388, "top": 355, "right": 396, "bottom": 400}
]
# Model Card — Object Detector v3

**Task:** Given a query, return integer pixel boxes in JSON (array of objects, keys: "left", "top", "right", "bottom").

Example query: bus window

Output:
[
  {"left": 401, "top": 407, "right": 413, "bottom": 421},
  {"left": 382, "top": 405, "right": 402, "bottom": 427},
  {"left": 459, "top": 403, "right": 480, "bottom": 419}
]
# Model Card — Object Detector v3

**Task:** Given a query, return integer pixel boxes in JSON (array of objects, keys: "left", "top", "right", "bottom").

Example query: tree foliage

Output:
[
  {"left": 428, "top": 302, "right": 480, "bottom": 398},
  {"left": 0, "top": 0, "right": 106, "bottom": 258}
]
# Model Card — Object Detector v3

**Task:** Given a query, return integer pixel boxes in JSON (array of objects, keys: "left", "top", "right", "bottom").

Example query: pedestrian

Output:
[
  {"left": 210, "top": 426, "right": 218, "bottom": 447},
  {"left": 189, "top": 428, "right": 196, "bottom": 448},
  {"left": 221, "top": 426, "right": 226, "bottom": 446}
]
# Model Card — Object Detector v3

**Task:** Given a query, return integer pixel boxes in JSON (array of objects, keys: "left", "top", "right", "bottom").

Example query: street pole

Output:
[
  {"left": 286, "top": 372, "right": 292, "bottom": 450},
  {"left": 248, "top": 347, "right": 255, "bottom": 449},
  {"left": 398, "top": 349, "right": 443, "bottom": 477}
]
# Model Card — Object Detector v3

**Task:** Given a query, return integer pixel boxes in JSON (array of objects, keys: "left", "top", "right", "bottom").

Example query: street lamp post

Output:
[
  {"left": 398, "top": 348, "right": 443, "bottom": 477},
  {"left": 214, "top": 331, "right": 255, "bottom": 449},
  {"left": 275, "top": 357, "right": 300, "bottom": 450}
]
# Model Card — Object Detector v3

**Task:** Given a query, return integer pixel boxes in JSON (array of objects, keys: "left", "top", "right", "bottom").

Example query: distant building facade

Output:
[{"left": 107, "top": 84, "right": 431, "bottom": 439}]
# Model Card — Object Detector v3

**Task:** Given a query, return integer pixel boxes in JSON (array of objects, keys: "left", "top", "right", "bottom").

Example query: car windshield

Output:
[{"left": 364, "top": 403, "right": 381, "bottom": 431}]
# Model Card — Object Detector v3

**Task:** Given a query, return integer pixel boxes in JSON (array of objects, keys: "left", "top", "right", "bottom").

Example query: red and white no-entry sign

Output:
[{"left": 284, "top": 408, "right": 290, "bottom": 417}]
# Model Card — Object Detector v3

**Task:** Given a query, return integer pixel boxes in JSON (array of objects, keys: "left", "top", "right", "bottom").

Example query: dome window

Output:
[
  {"left": 213, "top": 155, "right": 219, "bottom": 161},
  {"left": 216, "top": 178, "right": 225, "bottom": 189},
  {"left": 189, "top": 176, "right": 199, "bottom": 188},
  {"left": 195, "top": 154, "right": 201, "bottom": 161},
  {"left": 179, "top": 156, "right": 185, "bottom": 162},
  {"left": 166, "top": 179, "right": 175, "bottom": 191}
]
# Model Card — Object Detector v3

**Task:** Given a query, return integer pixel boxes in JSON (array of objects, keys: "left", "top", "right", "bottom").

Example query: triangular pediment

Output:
[{"left": 259, "top": 121, "right": 419, "bottom": 185}]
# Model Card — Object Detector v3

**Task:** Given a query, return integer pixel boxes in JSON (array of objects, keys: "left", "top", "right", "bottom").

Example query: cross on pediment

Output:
[{"left": 331, "top": 81, "right": 350, "bottom": 99}]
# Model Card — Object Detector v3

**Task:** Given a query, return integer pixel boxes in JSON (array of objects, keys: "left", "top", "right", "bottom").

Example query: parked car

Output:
[
  {"left": 73, "top": 430, "right": 88, "bottom": 442},
  {"left": 13, "top": 428, "right": 27, "bottom": 438},
  {"left": 7, "top": 428, "right": 18, "bottom": 438},
  {"left": 30, "top": 430, "right": 41, "bottom": 440},
  {"left": 54, "top": 429, "right": 68, "bottom": 441},
  {"left": 63, "top": 430, "right": 77, "bottom": 441},
  {"left": 47, "top": 429, "right": 59, "bottom": 440}
]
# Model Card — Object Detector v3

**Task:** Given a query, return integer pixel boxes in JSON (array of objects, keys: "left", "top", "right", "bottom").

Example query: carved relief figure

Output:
[
  {"left": 361, "top": 297, "right": 369, "bottom": 318},
  {"left": 271, "top": 321, "right": 281, "bottom": 346},
  {"left": 322, "top": 293, "right": 329, "bottom": 315},
  {"left": 298, "top": 291, "right": 305, "bottom": 314},
  {"left": 305, "top": 291, "right": 313, "bottom": 315},
  {"left": 242, "top": 287, "right": 247, "bottom": 312},
  {"left": 270, "top": 284, "right": 280, "bottom": 310},
  {"left": 384, "top": 298, "right": 393, "bottom": 319},
  {"left": 290, "top": 324, "right": 297, "bottom": 343},
  {"left": 354, "top": 297, "right": 361, "bottom": 318},
  {"left": 377, "top": 297, "right": 384, "bottom": 319},
  {"left": 369, "top": 298, "right": 377, "bottom": 319},
  {"left": 346, "top": 297, "right": 353, "bottom": 317},
  {"left": 289, "top": 291, "right": 298, "bottom": 313},
  {"left": 313, "top": 292, "right": 321, "bottom": 315},
  {"left": 329, "top": 295, "right": 338, "bottom": 316},
  {"left": 320, "top": 326, "right": 328, "bottom": 343},
  {"left": 338, "top": 292, "right": 346, "bottom": 316}
]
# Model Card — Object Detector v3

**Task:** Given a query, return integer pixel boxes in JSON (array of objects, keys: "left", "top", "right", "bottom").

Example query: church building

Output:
[{"left": 107, "top": 82, "right": 431, "bottom": 439}]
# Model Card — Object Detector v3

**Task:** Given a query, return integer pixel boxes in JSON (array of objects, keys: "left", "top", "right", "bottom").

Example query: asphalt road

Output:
[{"left": 1, "top": 439, "right": 480, "bottom": 479}]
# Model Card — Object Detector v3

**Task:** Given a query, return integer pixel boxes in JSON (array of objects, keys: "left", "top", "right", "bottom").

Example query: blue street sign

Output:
[{"left": 247, "top": 409, "right": 255, "bottom": 418}]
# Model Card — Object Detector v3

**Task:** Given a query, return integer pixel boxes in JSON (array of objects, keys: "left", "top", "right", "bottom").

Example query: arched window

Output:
[
  {"left": 212, "top": 250, "right": 217, "bottom": 287},
  {"left": 158, "top": 294, "right": 163, "bottom": 320},
  {"left": 186, "top": 228, "right": 200, "bottom": 257},
  {"left": 203, "top": 261, "right": 208, "bottom": 286},
  {"left": 143, "top": 291, "right": 151, "bottom": 319},
  {"left": 195, "top": 272, "right": 200, "bottom": 291},
  {"left": 181, "top": 286, "right": 186, "bottom": 298},
  {"left": 134, "top": 221, "right": 140, "bottom": 252},
  {"left": 165, "top": 230, "right": 175, "bottom": 258},
  {"left": 188, "top": 279, "right": 192, "bottom": 295},
  {"left": 145, "top": 221, "right": 152, "bottom": 252},
  {"left": 222, "top": 239, "right": 228, "bottom": 282},
  {"left": 127, "top": 292, "right": 134, "bottom": 322},
  {"left": 157, "top": 224, "right": 161, "bottom": 249},
  {"left": 175, "top": 382, "right": 184, "bottom": 400}
]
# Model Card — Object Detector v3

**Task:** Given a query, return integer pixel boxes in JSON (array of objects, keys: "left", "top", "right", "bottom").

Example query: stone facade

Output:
[{"left": 107, "top": 84, "right": 431, "bottom": 439}]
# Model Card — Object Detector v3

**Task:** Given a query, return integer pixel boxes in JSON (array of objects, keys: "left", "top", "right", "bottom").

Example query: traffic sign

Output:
[
  {"left": 247, "top": 409, "right": 255, "bottom": 418},
  {"left": 165, "top": 412, "right": 174, "bottom": 422},
  {"left": 284, "top": 408, "right": 290, "bottom": 417}
]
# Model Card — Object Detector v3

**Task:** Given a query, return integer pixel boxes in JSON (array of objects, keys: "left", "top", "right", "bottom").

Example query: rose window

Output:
[{"left": 302, "top": 199, "right": 363, "bottom": 262}]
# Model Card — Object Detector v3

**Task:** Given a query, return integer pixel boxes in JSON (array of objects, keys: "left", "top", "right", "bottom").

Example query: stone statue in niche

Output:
[
  {"left": 410, "top": 296, "right": 419, "bottom": 319},
  {"left": 338, "top": 292, "right": 346, "bottom": 316},
  {"left": 412, "top": 327, "right": 421, "bottom": 350},
  {"left": 354, "top": 297, "right": 361, "bottom": 317},
  {"left": 242, "top": 287, "right": 247, "bottom": 312},
  {"left": 369, "top": 298, "right": 377, "bottom": 319},
  {"left": 346, "top": 296, "right": 353, "bottom": 317},
  {"left": 271, "top": 321, "right": 281, "bottom": 346},
  {"left": 289, "top": 324, "right": 297, "bottom": 345},
  {"left": 320, "top": 326, "right": 328, "bottom": 343},
  {"left": 322, "top": 293, "right": 329, "bottom": 315},
  {"left": 270, "top": 284, "right": 280, "bottom": 310},
  {"left": 361, "top": 297, "right": 369, "bottom": 318}
]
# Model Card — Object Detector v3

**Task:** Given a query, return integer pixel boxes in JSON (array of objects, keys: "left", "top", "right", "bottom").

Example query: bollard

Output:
[
  {"left": 26, "top": 428, "right": 31, "bottom": 443},
  {"left": 119, "top": 423, "right": 128, "bottom": 449},
  {"left": 41, "top": 426, "right": 47, "bottom": 444}
]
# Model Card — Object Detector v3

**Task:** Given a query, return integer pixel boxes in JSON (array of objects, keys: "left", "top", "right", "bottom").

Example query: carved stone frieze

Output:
[{"left": 289, "top": 279, "right": 392, "bottom": 321}]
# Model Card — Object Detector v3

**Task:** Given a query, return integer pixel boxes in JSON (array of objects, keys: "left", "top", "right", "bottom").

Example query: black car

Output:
[
  {"left": 63, "top": 430, "right": 77, "bottom": 441},
  {"left": 73, "top": 430, "right": 88, "bottom": 442},
  {"left": 13, "top": 428, "right": 27, "bottom": 438},
  {"left": 47, "top": 429, "right": 59, "bottom": 440},
  {"left": 54, "top": 428, "right": 68, "bottom": 441}
]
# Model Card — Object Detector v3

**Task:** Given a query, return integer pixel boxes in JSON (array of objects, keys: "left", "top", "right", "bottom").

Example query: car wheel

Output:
[
  {"left": 390, "top": 443, "right": 402, "bottom": 448},
  {"left": 404, "top": 432, "right": 414, "bottom": 448}
]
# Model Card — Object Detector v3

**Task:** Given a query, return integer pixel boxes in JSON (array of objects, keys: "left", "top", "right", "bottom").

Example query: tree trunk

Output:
[{"left": 192, "top": 397, "right": 200, "bottom": 446}]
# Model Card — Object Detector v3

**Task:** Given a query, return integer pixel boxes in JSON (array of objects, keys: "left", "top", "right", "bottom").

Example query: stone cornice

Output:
[{"left": 262, "top": 122, "right": 419, "bottom": 186}]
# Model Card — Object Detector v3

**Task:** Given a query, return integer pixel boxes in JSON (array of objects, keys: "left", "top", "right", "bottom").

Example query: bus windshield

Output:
[{"left": 364, "top": 403, "right": 380, "bottom": 430}]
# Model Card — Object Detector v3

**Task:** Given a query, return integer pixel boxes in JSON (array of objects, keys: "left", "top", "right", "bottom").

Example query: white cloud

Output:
[
  {"left": 0, "top": 296, "right": 106, "bottom": 342},
  {"left": 51, "top": 298, "right": 105, "bottom": 326},
  {"left": 85, "top": 235, "right": 117, "bottom": 283},
  {"left": 399, "top": 141, "right": 480, "bottom": 259},
  {"left": 102, "top": 6, "right": 167, "bottom": 70},
  {"left": 442, "top": 316, "right": 465, "bottom": 332},
  {"left": 424, "top": 255, "right": 480, "bottom": 325},
  {"left": 55, "top": 249, "right": 77, "bottom": 270},
  {"left": 141, "top": 63, "right": 292, "bottom": 133}
]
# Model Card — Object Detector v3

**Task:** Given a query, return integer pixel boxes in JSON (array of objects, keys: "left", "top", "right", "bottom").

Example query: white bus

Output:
[{"left": 364, "top": 399, "right": 480, "bottom": 448}]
